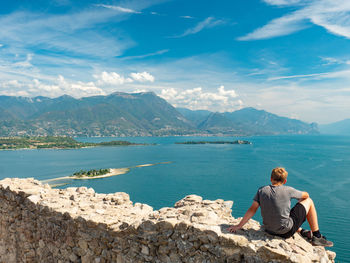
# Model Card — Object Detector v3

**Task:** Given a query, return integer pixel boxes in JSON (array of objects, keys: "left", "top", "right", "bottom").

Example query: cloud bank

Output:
[{"left": 160, "top": 86, "right": 242, "bottom": 112}]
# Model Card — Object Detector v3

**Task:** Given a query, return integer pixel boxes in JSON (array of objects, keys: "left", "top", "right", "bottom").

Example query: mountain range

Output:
[
  {"left": 177, "top": 107, "right": 319, "bottom": 136},
  {"left": 0, "top": 92, "right": 322, "bottom": 137}
]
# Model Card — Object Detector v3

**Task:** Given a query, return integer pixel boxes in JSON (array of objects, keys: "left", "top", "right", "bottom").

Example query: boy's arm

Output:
[
  {"left": 228, "top": 201, "right": 259, "bottom": 233},
  {"left": 300, "top": 191, "right": 309, "bottom": 200}
]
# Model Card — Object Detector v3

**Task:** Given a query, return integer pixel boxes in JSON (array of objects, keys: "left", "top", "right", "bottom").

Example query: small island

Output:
[
  {"left": 71, "top": 168, "right": 111, "bottom": 178},
  {"left": 69, "top": 168, "right": 130, "bottom": 179},
  {"left": 43, "top": 161, "right": 171, "bottom": 186},
  {"left": 0, "top": 136, "right": 149, "bottom": 150},
  {"left": 175, "top": 140, "right": 252, "bottom": 145}
]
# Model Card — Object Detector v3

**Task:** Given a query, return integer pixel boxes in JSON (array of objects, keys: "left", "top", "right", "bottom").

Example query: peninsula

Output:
[
  {"left": 175, "top": 140, "right": 252, "bottom": 145},
  {"left": 0, "top": 136, "right": 148, "bottom": 150}
]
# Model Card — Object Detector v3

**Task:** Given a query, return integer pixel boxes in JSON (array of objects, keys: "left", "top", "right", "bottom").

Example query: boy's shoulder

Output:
[
  {"left": 257, "top": 185, "right": 272, "bottom": 191},
  {"left": 256, "top": 184, "right": 298, "bottom": 193},
  {"left": 255, "top": 185, "right": 270, "bottom": 196}
]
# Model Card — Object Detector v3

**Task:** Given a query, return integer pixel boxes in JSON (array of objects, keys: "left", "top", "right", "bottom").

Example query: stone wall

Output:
[{"left": 0, "top": 178, "right": 335, "bottom": 263}]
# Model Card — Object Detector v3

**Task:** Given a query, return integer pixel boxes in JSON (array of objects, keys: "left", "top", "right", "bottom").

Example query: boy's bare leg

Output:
[
  {"left": 299, "top": 198, "right": 333, "bottom": 247},
  {"left": 299, "top": 198, "right": 319, "bottom": 232}
]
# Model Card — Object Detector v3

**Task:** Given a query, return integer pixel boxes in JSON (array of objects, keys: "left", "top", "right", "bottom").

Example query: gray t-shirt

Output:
[{"left": 253, "top": 185, "right": 303, "bottom": 234}]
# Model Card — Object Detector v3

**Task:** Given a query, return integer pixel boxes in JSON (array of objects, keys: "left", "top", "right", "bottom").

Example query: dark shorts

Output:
[{"left": 276, "top": 203, "right": 307, "bottom": 238}]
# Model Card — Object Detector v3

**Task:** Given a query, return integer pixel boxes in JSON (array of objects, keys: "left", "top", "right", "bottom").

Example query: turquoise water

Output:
[{"left": 0, "top": 135, "right": 349, "bottom": 262}]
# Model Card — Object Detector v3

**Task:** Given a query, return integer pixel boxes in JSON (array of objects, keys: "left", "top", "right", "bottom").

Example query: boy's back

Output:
[
  {"left": 254, "top": 185, "right": 302, "bottom": 234},
  {"left": 228, "top": 167, "right": 333, "bottom": 247}
]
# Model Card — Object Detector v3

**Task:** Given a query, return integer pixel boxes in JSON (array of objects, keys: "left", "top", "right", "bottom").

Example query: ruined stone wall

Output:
[{"left": 0, "top": 178, "right": 335, "bottom": 263}]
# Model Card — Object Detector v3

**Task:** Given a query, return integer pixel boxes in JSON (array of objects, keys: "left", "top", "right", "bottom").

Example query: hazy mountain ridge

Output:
[
  {"left": 319, "top": 119, "right": 350, "bottom": 135},
  {"left": 0, "top": 93, "right": 319, "bottom": 137},
  {"left": 179, "top": 107, "right": 319, "bottom": 136}
]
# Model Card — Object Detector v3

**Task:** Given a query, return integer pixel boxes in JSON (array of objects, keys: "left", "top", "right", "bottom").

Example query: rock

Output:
[
  {"left": 69, "top": 253, "right": 78, "bottom": 262},
  {"left": 223, "top": 201, "right": 233, "bottom": 209},
  {"left": 78, "top": 239, "right": 89, "bottom": 250},
  {"left": 327, "top": 250, "right": 336, "bottom": 261},
  {"left": 141, "top": 245, "right": 149, "bottom": 255},
  {"left": 27, "top": 195, "right": 41, "bottom": 204},
  {"left": 76, "top": 187, "right": 88, "bottom": 193},
  {"left": 87, "top": 188, "right": 95, "bottom": 194},
  {"left": 81, "top": 250, "right": 94, "bottom": 263},
  {"left": 0, "top": 178, "right": 336, "bottom": 263}
]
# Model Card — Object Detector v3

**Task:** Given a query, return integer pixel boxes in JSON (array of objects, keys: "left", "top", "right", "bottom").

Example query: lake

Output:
[{"left": 0, "top": 135, "right": 349, "bottom": 262}]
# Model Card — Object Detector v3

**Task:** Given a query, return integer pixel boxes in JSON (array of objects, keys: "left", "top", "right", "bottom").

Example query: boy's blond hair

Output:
[{"left": 271, "top": 167, "right": 288, "bottom": 183}]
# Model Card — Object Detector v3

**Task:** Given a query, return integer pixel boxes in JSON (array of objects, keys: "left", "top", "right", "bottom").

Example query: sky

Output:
[{"left": 1, "top": 0, "right": 350, "bottom": 124}]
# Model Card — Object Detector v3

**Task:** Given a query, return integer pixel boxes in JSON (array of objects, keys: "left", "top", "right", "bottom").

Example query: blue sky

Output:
[{"left": 1, "top": 0, "right": 350, "bottom": 123}]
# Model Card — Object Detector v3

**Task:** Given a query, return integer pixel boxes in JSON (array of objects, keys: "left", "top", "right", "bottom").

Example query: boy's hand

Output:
[
  {"left": 228, "top": 225, "right": 241, "bottom": 233},
  {"left": 228, "top": 201, "right": 259, "bottom": 233}
]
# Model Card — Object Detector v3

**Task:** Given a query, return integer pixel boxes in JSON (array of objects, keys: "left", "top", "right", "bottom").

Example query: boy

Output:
[{"left": 228, "top": 167, "right": 333, "bottom": 247}]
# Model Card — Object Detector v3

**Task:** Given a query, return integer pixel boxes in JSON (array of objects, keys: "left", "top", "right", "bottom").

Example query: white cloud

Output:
[
  {"left": 120, "top": 49, "right": 169, "bottom": 60},
  {"left": 93, "top": 71, "right": 133, "bottom": 86},
  {"left": 95, "top": 4, "right": 141, "bottom": 14},
  {"left": 218, "top": 85, "right": 238, "bottom": 97},
  {"left": 238, "top": 0, "right": 350, "bottom": 40},
  {"left": 93, "top": 71, "right": 155, "bottom": 86},
  {"left": 0, "top": 8, "right": 135, "bottom": 60},
  {"left": 159, "top": 86, "right": 241, "bottom": 112},
  {"left": 180, "top": 16, "right": 194, "bottom": 19},
  {"left": 320, "top": 56, "right": 350, "bottom": 66},
  {"left": 268, "top": 69, "right": 350, "bottom": 81},
  {"left": 0, "top": 76, "right": 105, "bottom": 98},
  {"left": 320, "top": 57, "right": 343, "bottom": 66},
  {"left": 263, "top": 0, "right": 305, "bottom": 6},
  {"left": 13, "top": 53, "right": 34, "bottom": 68},
  {"left": 170, "top": 17, "right": 225, "bottom": 38},
  {"left": 310, "top": 10, "right": 350, "bottom": 39},
  {"left": 238, "top": 11, "right": 308, "bottom": 40},
  {"left": 130, "top": 72, "right": 155, "bottom": 82}
]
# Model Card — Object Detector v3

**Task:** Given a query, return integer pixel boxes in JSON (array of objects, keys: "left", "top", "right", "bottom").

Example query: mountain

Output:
[
  {"left": 176, "top": 108, "right": 211, "bottom": 126},
  {"left": 319, "top": 119, "right": 350, "bottom": 135},
  {"left": 180, "top": 107, "right": 319, "bottom": 136},
  {"left": 0, "top": 92, "right": 196, "bottom": 137},
  {"left": 0, "top": 93, "right": 319, "bottom": 137}
]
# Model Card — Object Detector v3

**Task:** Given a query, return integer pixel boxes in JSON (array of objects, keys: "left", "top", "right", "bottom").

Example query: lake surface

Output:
[{"left": 0, "top": 135, "right": 349, "bottom": 262}]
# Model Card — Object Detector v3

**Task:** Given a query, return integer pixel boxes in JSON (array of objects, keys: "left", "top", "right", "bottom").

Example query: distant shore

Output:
[
  {"left": 0, "top": 136, "right": 150, "bottom": 150},
  {"left": 175, "top": 140, "right": 252, "bottom": 145}
]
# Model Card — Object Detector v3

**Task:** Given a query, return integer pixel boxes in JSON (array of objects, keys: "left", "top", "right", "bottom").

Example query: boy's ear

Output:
[{"left": 283, "top": 179, "right": 287, "bottom": 184}]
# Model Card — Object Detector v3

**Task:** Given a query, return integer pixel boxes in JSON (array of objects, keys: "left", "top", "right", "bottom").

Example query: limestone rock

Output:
[{"left": 0, "top": 178, "right": 336, "bottom": 263}]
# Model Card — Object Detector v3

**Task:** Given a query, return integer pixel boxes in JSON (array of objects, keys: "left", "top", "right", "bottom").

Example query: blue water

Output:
[{"left": 0, "top": 135, "right": 349, "bottom": 262}]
